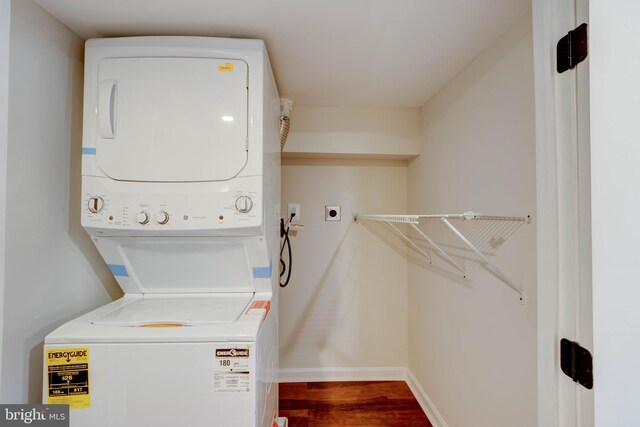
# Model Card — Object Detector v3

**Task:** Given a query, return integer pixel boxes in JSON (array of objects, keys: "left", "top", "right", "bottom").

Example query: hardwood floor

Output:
[{"left": 279, "top": 381, "right": 432, "bottom": 427}]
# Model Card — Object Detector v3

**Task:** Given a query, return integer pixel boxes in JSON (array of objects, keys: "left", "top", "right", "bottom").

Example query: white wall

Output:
[
  {"left": 406, "top": 14, "right": 537, "bottom": 427},
  {"left": 279, "top": 107, "right": 417, "bottom": 378},
  {"left": 589, "top": 1, "right": 640, "bottom": 424},
  {"left": 1, "top": 0, "right": 119, "bottom": 403},
  {"left": 0, "top": 0, "right": 12, "bottom": 396}
]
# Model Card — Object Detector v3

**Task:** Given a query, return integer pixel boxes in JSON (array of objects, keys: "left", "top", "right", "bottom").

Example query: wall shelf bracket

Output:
[{"left": 354, "top": 212, "right": 531, "bottom": 303}]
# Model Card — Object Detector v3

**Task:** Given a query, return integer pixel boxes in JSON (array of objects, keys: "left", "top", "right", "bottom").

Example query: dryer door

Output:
[{"left": 95, "top": 57, "right": 248, "bottom": 182}]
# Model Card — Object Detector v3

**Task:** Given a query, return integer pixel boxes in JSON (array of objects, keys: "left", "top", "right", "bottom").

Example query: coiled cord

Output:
[{"left": 279, "top": 213, "right": 294, "bottom": 287}]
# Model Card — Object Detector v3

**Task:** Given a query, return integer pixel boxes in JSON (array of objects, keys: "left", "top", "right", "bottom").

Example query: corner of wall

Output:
[
  {"left": 405, "top": 368, "right": 448, "bottom": 427},
  {"left": 2, "top": 0, "right": 118, "bottom": 403},
  {"left": 406, "top": 12, "right": 537, "bottom": 427}
]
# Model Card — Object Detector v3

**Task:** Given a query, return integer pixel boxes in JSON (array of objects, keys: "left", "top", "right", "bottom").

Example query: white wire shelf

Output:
[{"left": 354, "top": 212, "right": 531, "bottom": 303}]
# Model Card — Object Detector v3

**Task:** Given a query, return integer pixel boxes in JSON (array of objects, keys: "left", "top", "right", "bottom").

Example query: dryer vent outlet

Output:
[{"left": 325, "top": 206, "right": 341, "bottom": 221}]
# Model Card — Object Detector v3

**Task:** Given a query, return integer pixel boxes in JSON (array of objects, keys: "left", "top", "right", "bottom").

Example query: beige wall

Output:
[
  {"left": 279, "top": 154, "right": 410, "bottom": 376},
  {"left": 1, "top": 0, "right": 119, "bottom": 402},
  {"left": 0, "top": 0, "right": 11, "bottom": 391},
  {"left": 407, "top": 14, "right": 537, "bottom": 427}
]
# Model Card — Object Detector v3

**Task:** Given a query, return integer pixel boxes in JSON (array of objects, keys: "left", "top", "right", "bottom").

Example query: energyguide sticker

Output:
[
  {"left": 213, "top": 347, "right": 250, "bottom": 392},
  {"left": 46, "top": 347, "right": 90, "bottom": 409}
]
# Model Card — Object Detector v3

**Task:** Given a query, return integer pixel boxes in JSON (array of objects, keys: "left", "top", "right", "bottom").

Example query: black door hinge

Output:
[
  {"left": 560, "top": 338, "right": 593, "bottom": 389},
  {"left": 557, "top": 23, "right": 589, "bottom": 73}
]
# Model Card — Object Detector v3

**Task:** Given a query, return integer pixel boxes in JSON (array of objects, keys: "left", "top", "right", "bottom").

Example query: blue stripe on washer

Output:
[
  {"left": 82, "top": 147, "right": 96, "bottom": 155},
  {"left": 253, "top": 261, "right": 273, "bottom": 279},
  {"left": 108, "top": 264, "right": 129, "bottom": 277}
]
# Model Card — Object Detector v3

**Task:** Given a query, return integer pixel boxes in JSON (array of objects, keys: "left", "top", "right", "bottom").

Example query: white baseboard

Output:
[
  {"left": 405, "top": 369, "right": 448, "bottom": 427},
  {"left": 278, "top": 366, "right": 407, "bottom": 383},
  {"left": 277, "top": 366, "right": 447, "bottom": 427}
]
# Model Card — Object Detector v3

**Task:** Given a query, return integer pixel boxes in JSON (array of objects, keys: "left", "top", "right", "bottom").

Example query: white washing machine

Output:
[{"left": 42, "top": 37, "right": 283, "bottom": 427}]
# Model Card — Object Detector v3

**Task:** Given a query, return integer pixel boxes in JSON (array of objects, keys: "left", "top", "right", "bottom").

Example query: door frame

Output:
[{"left": 533, "top": 0, "right": 593, "bottom": 425}]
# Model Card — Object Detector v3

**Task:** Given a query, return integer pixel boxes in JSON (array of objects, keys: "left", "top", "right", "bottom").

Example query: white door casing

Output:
[{"left": 533, "top": 0, "right": 594, "bottom": 425}]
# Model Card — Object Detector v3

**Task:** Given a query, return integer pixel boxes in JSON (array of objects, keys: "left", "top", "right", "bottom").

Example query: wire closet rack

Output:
[{"left": 354, "top": 212, "right": 532, "bottom": 303}]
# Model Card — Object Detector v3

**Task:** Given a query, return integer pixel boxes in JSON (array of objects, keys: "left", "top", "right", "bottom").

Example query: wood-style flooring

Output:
[{"left": 279, "top": 381, "right": 432, "bottom": 427}]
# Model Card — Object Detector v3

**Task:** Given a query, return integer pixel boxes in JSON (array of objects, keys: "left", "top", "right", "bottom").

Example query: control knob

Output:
[
  {"left": 136, "top": 211, "right": 150, "bottom": 225},
  {"left": 235, "top": 196, "right": 254, "bottom": 213},
  {"left": 155, "top": 211, "right": 170, "bottom": 224},
  {"left": 88, "top": 196, "right": 104, "bottom": 213}
]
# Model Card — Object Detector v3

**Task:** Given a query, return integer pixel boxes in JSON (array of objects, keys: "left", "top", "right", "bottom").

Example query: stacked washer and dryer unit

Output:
[{"left": 43, "top": 37, "right": 284, "bottom": 427}]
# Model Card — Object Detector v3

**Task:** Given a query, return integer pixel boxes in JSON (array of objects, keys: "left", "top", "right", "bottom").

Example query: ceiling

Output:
[{"left": 33, "top": 0, "right": 530, "bottom": 107}]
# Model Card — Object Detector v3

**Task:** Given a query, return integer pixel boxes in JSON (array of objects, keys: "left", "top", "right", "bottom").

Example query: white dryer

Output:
[{"left": 42, "top": 37, "right": 282, "bottom": 427}]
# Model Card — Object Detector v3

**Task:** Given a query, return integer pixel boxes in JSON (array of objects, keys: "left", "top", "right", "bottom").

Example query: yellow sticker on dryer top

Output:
[
  {"left": 46, "top": 347, "right": 90, "bottom": 409},
  {"left": 218, "top": 63, "right": 234, "bottom": 72}
]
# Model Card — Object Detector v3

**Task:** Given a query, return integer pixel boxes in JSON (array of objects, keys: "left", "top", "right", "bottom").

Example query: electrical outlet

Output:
[
  {"left": 287, "top": 203, "right": 300, "bottom": 221},
  {"left": 325, "top": 205, "right": 341, "bottom": 221}
]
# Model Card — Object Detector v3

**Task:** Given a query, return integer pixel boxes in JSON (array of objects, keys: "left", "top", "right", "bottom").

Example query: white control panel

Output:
[{"left": 82, "top": 176, "right": 262, "bottom": 232}]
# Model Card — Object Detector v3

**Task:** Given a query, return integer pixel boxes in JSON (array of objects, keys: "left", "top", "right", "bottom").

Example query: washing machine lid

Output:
[{"left": 91, "top": 294, "right": 253, "bottom": 327}]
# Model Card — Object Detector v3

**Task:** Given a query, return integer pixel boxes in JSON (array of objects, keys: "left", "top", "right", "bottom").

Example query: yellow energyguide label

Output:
[
  {"left": 46, "top": 347, "right": 90, "bottom": 409},
  {"left": 218, "top": 63, "right": 234, "bottom": 72}
]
